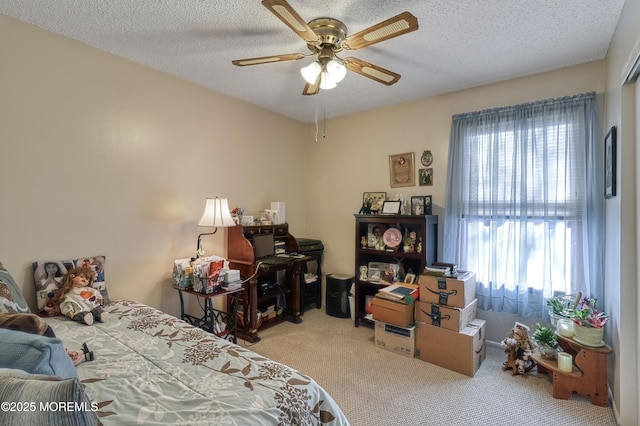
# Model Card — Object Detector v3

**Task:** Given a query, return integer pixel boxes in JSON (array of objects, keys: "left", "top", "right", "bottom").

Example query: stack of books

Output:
[
  {"left": 222, "top": 269, "right": 242, "bottom": 290},
  {"left": 376, "top": 283, "right": 419, "bottom": 305},
  {"left": 222, "top": 280, "right": 242, "bottom": 290},
  {"left": 274, "top": 240, "right": 286, "bottom": 255},
  {"left": 424, "top": 262, "right": 458, "bottom": 277},
  {"left": 423, "top": 266, "right": 450, "bottom": 277}
]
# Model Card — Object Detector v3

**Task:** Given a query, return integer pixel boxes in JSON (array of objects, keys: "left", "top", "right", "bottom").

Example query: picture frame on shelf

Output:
[
  {"left": 389, "top": 152, "right": 415, "bottom": 188},
  {"left": 424, "top": 195, "right": 433, "bottom": 214},
  {"left": 367, "top": 262, "right": 389, "bottom": 282},
  {"left": 362, "top": 192, "right": 386, "bottom": 214},
  {"left": 410, "top": 196, "right": 425, "bottom": 215},
  {"left": 604, "top": 126, "right": 616, "bottom": 199},
  {"left": 404, "top": 273, "right": 416, "bottom": 284},
  {"left": 381, "top": 200, "right": 402, "bottom": 215},
  {"left": 380, "top": 263, "right": 400, "bottom": 285},
  {"left": 367, "top": 224, "right": 387, "bottom": 249}
]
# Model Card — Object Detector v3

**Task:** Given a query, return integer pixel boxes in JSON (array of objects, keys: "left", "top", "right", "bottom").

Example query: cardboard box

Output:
[
  {"left": 418, "top": 271, "right": 476, "bottom": 308},
  {"left": 415, "top": 318, "right": 486, "bottom": 377},
  {"left": 374, "top": 321, "right": 415, "bottom": 358},
  {"left": 414, "top": 298, "right": 477, "bottom": 332},
  {"left": 372, "top": 295, "right": 414, "bottom": 327}
]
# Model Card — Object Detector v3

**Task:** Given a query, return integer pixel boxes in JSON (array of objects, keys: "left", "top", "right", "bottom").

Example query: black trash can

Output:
[{"left": 326, "top": 274, "right": 353, "bottom": 318}]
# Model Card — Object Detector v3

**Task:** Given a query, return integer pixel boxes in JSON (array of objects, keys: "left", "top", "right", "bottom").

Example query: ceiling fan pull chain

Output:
[
  {"left": 322, "top": 93, "right": 327, "bottom": 139},
  {"left": 314, "top": 92, "right": 319, "bottom": 142}
]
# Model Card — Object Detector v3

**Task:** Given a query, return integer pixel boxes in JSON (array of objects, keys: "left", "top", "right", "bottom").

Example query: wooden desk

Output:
[
  {"left": 172, "top": 285, "right": 244, "bottom": 344},
  {"left": 531, "top": 333, "right": 612, "bottom": 406},
  {"left": 227, "top": 223, "right": 308, "bottom": 343},
  {"left": 230, "top": 257, "right": 307, "bottom": 343}
]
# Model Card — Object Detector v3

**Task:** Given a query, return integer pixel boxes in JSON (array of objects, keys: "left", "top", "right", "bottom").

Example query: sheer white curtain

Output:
[{"left": 444, "top": 93, "right": 603, "bottom": 317}]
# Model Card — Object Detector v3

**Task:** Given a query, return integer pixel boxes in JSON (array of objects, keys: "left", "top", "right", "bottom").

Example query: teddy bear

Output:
[
  {"left": 501, "top": 322, "right": 535, "bottom": 375},
  {"left": 56, "top": 266, "right": 110, "bottom": 325}
]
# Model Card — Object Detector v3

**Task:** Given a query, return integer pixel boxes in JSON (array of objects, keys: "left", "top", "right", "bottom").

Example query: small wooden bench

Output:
[{"left": 531, "top": 333, "right": 612, "bottom": 407}]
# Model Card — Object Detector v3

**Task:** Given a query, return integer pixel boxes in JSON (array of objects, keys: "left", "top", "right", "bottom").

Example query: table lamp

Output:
[{"left": 196, "top": 197, "right": 236, "bottom": 257}]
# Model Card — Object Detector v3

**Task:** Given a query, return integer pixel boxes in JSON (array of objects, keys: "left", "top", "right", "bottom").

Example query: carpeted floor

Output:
[{"left": 242, "top": 307, "right": 618, "bottom": 426}]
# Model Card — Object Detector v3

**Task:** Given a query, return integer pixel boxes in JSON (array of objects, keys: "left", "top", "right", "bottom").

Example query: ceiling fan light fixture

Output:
[
  {"left": 233, "top": 3, "right": 419, "bottom": 97},
  {"left": 301, "top": 61, "right": 322, "bottom": 84},
  {"left": 326, "top": 59, "right": 346, "bottom": 83},
  {"left": 301, "top": 57, "right": 346, "bottom": 89},
  {"left": 319, "top": 70, "right": 338, "bottom": 89}
]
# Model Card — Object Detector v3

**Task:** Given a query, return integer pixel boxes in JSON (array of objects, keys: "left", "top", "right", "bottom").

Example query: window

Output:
[{"left": 444, "top": 93, "right": 603, "bottom": 316}]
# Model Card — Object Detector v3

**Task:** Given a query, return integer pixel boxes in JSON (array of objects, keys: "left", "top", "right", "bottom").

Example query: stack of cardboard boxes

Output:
[
  {"left": 370, "top": 269, "right": 486, "bottom": 377},
  {"left": 415, "top": 271, "right": 486, "bottom": 377},
  {"left": 371, "top": 285, "right": 417, "bottom": 358}
]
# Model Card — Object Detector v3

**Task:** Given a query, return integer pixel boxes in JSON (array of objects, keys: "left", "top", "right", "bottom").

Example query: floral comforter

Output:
[{"left": 44, "top": 300, "right": 349, "bottom": 425}]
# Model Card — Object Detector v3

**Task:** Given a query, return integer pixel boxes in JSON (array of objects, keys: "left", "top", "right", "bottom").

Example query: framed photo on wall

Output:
[
  {"left": 604, "top": 126, "right": 616, "bottom": 198},
  {"left": 419, "top": 168, "right": 433, "bottom": 186},
  {"left": 389, "top": 152, "right": 415, "bottom": 188}
]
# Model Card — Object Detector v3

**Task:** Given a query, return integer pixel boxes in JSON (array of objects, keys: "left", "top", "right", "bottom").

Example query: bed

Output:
[
  {"left": 0, "top": 259, "right": 347, "bottom": 425},
  {"left": 40, "top": 299, "right": 349, "bottom": 425}
]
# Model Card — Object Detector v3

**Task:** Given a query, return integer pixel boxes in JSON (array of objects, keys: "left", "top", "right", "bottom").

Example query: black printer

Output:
[{"left": 296, "top": 238, "right": 324, "bottom": 254}]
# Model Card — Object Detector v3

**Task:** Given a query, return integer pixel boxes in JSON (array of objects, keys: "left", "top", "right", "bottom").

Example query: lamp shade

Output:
[
  {"left": 326, "top": 59, "right": 346, "bottom": 83},
  {"left": 198, "top": 197, "right": 235, "bottom": 228},
  {"left": 301, "top": 58, "right": 346, "bottom": 89},
  {"left": 301, "top": 61, "right": 322, "bottom": 84},
  {"left": 319, "top": 70, "right": 338, "bottom": 89}
]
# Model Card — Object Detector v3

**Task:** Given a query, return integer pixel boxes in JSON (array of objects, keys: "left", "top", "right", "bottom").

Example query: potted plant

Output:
[
  {"left": 569, "top": 296, "right": 608, "bottom": 346},
  {"left": 532, "top": 322, "right": 558, "bottom": 360},
  {"left": 403, "top": 229, "right": 416, "bottom": 253},
  {"left": 545, "top": 295, "right": 573, "bottom": 326}
]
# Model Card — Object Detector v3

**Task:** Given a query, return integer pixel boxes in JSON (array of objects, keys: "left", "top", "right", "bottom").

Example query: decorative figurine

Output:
[
  {"left": 501, "top": 322, "right": 535, "bottom": 375},
  {"left": 359, "top": 266, "right": 368, "bottom": 281},
  {"left": 57, "top": 267, "right": 110, "bottom": 326},
  {"left": 359, "top": 201, "right": 371, "bottom": 214}
]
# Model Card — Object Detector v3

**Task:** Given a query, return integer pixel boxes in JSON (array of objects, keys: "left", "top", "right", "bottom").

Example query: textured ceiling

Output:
[{"left": 0, "top": 0, "right": 626, "bottom": 123}]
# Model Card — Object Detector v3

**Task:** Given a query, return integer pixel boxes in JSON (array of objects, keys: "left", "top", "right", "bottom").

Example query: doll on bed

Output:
[{"left": 56, "top": 266, "right": 110, "bottom": 326}]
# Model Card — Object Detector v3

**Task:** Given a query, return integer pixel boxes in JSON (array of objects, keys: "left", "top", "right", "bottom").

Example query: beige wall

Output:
[
  {"left": 311, "top": 60, "right": 603, "bottom": 271},
  {"left": 3, "top": 7, "right": 638, "bottom": 423},
  {"left": 0, "top": 15, "right": 308, "bottom": 317},
  {"left": 307, "top": 61, "right": 605, "bottom": 314},
  {"left": 603, "top": 0, "right": 640, "bottom": 424}
]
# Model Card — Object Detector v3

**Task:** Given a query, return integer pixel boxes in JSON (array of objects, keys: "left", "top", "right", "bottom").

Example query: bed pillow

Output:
[
  {"left": 0, "top": 262, "right": 31, "bottom": 314},
  {"left": 0, "top": 368, "right": 99, "bottom": 426},
  {"left": 33, "top": 256, "right": 109, "bottom": 317},
  {"left": 0, "top": 328, "right": 77, "bottom": 379}
]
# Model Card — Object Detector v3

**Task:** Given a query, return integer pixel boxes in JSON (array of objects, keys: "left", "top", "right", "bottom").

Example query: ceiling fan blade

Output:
[
  {"left": 261, "top": 0, "right": 320, "bottom": 44},
  {"left": 302, "top": 73, "right": 321, "bottom": 96},
  {"left": 342, "top": 11, "right": 419, "bottom": 50},
  {"left": 232, "top": 53, "right": 305, "bottom": 66},
  {"left": 343, "top": 57, "right": 401, "bottom": 86}
]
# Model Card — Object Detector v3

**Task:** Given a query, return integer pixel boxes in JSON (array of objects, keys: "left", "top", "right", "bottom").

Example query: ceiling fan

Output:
[{"left": 232, "top": 0, "right": 419, "bottom": 95}]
